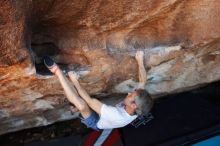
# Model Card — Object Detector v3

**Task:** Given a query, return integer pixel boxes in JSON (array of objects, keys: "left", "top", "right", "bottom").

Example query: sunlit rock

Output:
[{"left": 0, "top": 0, "right": 220, "bottom": 135}]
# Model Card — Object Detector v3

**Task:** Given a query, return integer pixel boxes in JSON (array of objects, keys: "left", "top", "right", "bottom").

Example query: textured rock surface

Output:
[{"left": 0, "top": 0, "right": 220, "bottom": 135}]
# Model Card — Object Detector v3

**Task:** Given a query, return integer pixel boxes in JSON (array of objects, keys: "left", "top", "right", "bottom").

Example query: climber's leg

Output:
[{"left": 43, "top": 56, "right": 91, "bottom": 118}]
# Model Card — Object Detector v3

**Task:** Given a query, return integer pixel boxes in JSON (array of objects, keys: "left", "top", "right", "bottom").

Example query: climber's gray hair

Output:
[{"left": 134, "top": 89, "right": 153, "bottom": 116}]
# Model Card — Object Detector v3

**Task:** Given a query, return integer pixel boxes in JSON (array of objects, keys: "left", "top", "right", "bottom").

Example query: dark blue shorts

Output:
[{"left": 79, "top": 111, "right": 100, "bottom": 131}]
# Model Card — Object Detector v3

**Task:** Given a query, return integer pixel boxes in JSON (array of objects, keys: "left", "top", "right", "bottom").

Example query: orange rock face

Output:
[{"left": 0, "top": 0, "right": 220, "bottom": 134}]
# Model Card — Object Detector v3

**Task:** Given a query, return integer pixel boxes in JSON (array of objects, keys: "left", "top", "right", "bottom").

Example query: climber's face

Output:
[{"left": 124, "top": 91, "right": 138, "bottom": 114}]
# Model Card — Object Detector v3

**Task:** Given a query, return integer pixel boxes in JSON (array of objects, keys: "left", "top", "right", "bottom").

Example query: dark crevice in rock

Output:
[
  {"left": 31, "top": 42, "right": 60, "bottom": 60},
  {"left": 31, "top": 42, "right": 60, "bottom": 75}
]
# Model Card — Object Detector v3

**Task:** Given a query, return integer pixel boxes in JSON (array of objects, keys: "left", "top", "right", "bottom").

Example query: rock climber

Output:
[{"left": 43, "top": 51, "right": 153, "bottom": 130}]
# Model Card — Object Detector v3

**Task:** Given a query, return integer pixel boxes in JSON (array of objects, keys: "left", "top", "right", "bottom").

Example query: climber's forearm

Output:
[
  {"left": 57, "top": 71, "right": 86, "bottom": 110},
  {"left": 73, "top": 81, "right": 93, "bottom": 103},
  {"left": 137, "top": 59, "right": 147, "bottom": 84},
  {"left": 69, "top": 76, "right": 103, "bottom": 114}
]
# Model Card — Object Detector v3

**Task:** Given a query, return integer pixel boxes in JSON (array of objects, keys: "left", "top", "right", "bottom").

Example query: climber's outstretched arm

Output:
[
  {"left": 68, "top": 72, "right": 103, "bottom": 115},
  {"left": 135, "top": 51, "right": 147, "bottom": 89}
]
